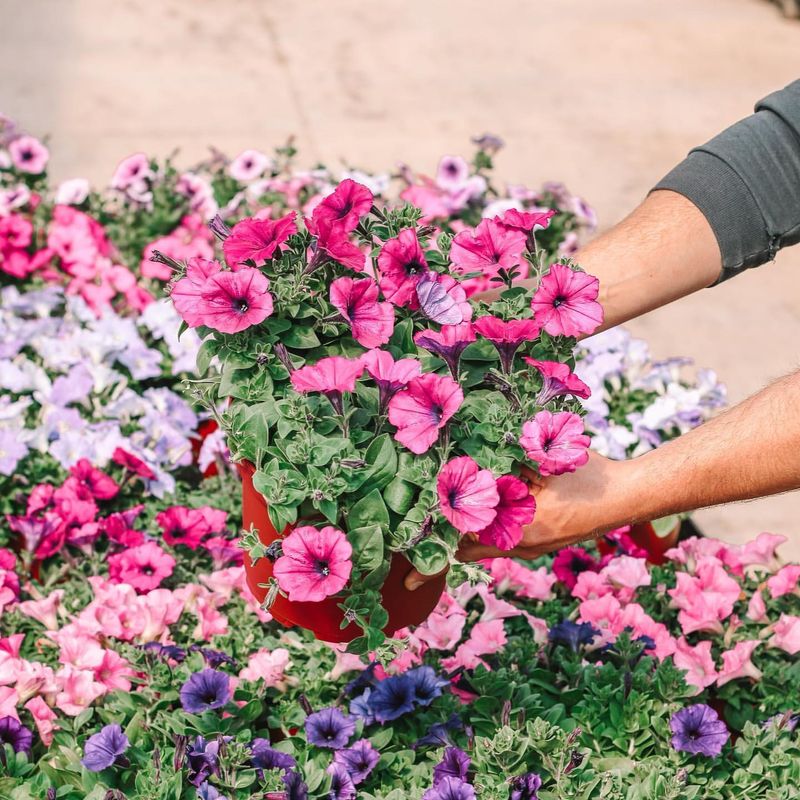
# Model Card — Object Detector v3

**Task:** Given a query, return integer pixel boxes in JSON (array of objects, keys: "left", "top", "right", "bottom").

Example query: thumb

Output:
[{"left": 404, "top": 565, "right": 447, "bottom": 592}]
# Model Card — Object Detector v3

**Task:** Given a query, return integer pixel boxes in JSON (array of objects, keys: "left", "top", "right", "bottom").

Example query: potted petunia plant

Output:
[{"left": 161, "top": 179, "right": 603, "bottom": 653}]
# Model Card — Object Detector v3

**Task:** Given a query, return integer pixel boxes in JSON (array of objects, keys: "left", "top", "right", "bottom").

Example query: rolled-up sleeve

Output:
[{"left": 654, "top": 79, "right": 800, "bottom": 283}]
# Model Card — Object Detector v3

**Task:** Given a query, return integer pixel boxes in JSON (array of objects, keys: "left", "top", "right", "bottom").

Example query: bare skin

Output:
[{"left": 405, "top": 190, "right": 800, "bottom": 590}]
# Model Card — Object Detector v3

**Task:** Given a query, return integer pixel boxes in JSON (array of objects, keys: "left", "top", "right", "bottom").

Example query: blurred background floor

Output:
[{"left": 2, "top": 0, "right": 800, "bottom": 555}]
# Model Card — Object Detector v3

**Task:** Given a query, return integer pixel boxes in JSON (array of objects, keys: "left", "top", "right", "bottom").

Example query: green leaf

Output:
[
  {"left": 347, "top": 525, "right": 385, "bottom": 572},
  {"left": 383, "top": 476, "right": 417, "bottom": 515},
  {"left": 407, "top": 537, "right": 449, "bottom": 576},
  {"left": 317, "top": 498, "right": 339, "bottom": 525},
  {"left": 196, "top": 339, "right": 216, "bottom": 374},
  {"left": 390, "top": 317, "right": 416, "bottom": 355},
  {"left": 362, "top": 434, "right": 398, "bottom": 491},
  {"left": 347, "top": 489, "right": 390, "bottom": 530},
  {"left": 283, "top": 325, "right": 320, "bottom": 349}
]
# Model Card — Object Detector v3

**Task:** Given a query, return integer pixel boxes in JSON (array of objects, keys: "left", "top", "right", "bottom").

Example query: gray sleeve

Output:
[{"left": 654, "top": 79, "right": 800, "bottom": 284}]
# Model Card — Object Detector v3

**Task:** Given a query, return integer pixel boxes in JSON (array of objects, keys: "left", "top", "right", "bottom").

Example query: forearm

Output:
[{"left": 608, "top": 370, "right": 800, "bottom": 526}]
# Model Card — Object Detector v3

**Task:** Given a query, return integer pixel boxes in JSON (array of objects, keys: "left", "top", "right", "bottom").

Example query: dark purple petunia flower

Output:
[
  {"left": 343, "top": 662, "right": 378, "bottom": 697},
  {"left": 367, "top": 674, "right": 417, "bottom": 723},
  {"left": 433, "top": 747, "right": 471, "bottom": 785},
  {"left": 81, "top": 723, "right": 130, "bottom": 772},
  {"left": 187, "top": 736, "right": 223, "bottom": 787},
  {"left": 333, "top": 738, "right": 380, "bottom": 785},
  {"left": 422, "top": 776, "right": 476, "bottom": 800},
  {"left": 413, "top": 714, "right": 464, "bottom": 749},
  {"left": 0, "top": 717, "right": 33, "bottom": 761},
  {"left": 282, "top": 770, "right": 309, "bottom": 800},
  {"left": 142, "top": 642, "right": 186, "bottom": 662},
  {"left": 406, "top": 666, "right": 450, "bottom": 708},
  {"left": 197, "top": 782, "right": 227, "bottom": 800},
  {"left": 180, "top": 669, "right": 231, "bottom": 714},
  {"left": 305, "top": 707, "right": 356, "bottom": 750},
  {"left": 250, "top": 738, "right": 297, "bottom": 773},
  {"left": 327, "top": 762, "right": 357, "bottom": 800},
  {"left": 670, "top": 704, "right": 729, "bottom": 757},
  {"left": 548, "top": 620, "right": 600, "bottom": 652},
  {"left": 189, "top": 645, "right": 238, "bottom": 670},
  {"left": 509, "top": 772, "right": 542, "bottom": 800},
  {"left": 414, "top": 324, "right": 476, "bottom": 379}
]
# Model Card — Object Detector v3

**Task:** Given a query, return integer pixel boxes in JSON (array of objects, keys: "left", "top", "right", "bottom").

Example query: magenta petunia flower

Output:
[
  {"left": 476, "top": 474, "right": 536, "bottom": 550},
  {"left": 330, "top": 276, "right": 395, "bottom": 348},
  {"left": 414, "top": 323, "right": 476, "bottom": 379},
  {"left": 290, "top": 356, "right": 365, "bottom": 415},
  {"left": 519, "top": 410, "right": 590, "bottom": 476},
  {"left": 156, "top": 506, "right": 210, "bottom": 550},
  {"left": 196, "top": 268, "right": 274, "bottom": 334},
  {"left": 273, "top": 525, "right": 353, "bottom": 603},
  {"left": 315, "top": 219, "right": 367, "bottom": 272},
  {"left": 552, "top": 546, "right": 602, "bottom": 589},
  {"left": 530, "top": 264, "right": 603, "bottom": 338},
  {"left": 377, "top": 228, "right": 429, "bottom": 307},
  {"left": 310, "top": 179, "right": 373, "bottom": 234},
  {"left": 112, "top": 447, "right": 155, "bottom": 479},
  {"left": 69, "top": 459, "right": 119, "bottom": 500},
  {"left": 524, "top": 358, "right": 591, "bottom": 404},
  {"left": 222, "top": 212, "right": 297, "bottom": 268},
  {"left": 388, "top": 373, "right": 464, "bottom": 455},
  {"left": 362, "top": 349, "right": 421, "bottom": 412},
  {"left": 497, "top": 208, "right": 555, "bottom": 233},
  {"left": 473, "top": 316, "right": 541, "bottom": 373},
  {"left": 107, "top": 541, "right": 176, "bottom": 592},
  {"left": 169, "top": 257, "right": 223, "bottom": 327},
  {"left": 437, "top": 456, "right": 499, "bottom": 534},
  {"left": 415, "top": 273, "right": 472, "bottom": 325},
  {"left": 450, "top": 218, "right": 527, "bottom": 278}
]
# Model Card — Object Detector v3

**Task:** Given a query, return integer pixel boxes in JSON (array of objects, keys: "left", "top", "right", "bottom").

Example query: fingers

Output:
[{"left": 404, "top": 565, "right": 448, "bottom": 592}]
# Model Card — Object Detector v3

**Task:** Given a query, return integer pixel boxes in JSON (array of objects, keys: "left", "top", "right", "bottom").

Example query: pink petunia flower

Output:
[
  {"left": 436, "top": 456, "right": 499, "bottom": 534},
  {"left": 9, "top": 136, "right": 49, "bottom": 174},
  {"left": 314, "top": 219, "right": 367, "bottom": 271},
  {"left": 473, "top": 316, "right": 541, "bottom": 373},
  {"left": 441, "top": 619, "right": 507, "bottom": 672},
  {"left": 519, "top": 411, "right": 590, "bottom": 476},
  {"left": 530, "top": 263, "right": 603, "bottom": 338},
  {"left": 222, "top": 212, "right": 297, "bottom": 268},
  {"left": 17, "top": 590, "right": 64, "bottom": 631},
  {"left": 94, "top": 649, "right": 135, "bottom": 693},
  {"left": 769, "top": 614, "right": 800, "bottom": 655},
  {"left": 309, "top": 179, "right": 373, "bottom": 234},
  {"left": 552, "top": 547, "right": 603, "bottom": 590},
  {"left": 414, "top": 323, "right": 475, "bottom": 379},
  {"left": 24, "top": 696, "right": 58, "bottom": 746},
  {"left": 475, "top": 475, "right": 535, "bottom": 550},
  {"left": 524, "top": 358, "right": 591, "bottom": 404},
  {"left": 766, "top": 565, "right": 800, "bottom": 599},
  {"left": 290, "top": 356, "right": 365, "bottom": 415},
  {"left": 169, "top": 257, "right": 223, "bottom": 326},
  {"left": 111, "top": 153, "right": 151, "bottom": 191},
  {"left": 330, "top": 277, "right": 395, "bottom": 348},
  {"left": 600, "top": 556, "right": 651, "bottom": 602},
  {"left": 361, "top": 349, "right": 421, "bottom": 412},
  {"left": 388, "top": 373, "right": 463, "bottom": 455},
  {"left": 415, "top": 273, "right": 472, "bottom": 325},
  {"left": 54, "top": 666, "right": 106, "bottom": 716},
  {"left": 156, "top": 506, "right": 210, "bottom": 550},
  {"left": 108, "top": 542, "right": 176, "bottom": 592},
  {"left": 273, "top": 526, "right": 353, "bottom": 603},
  {"left": 730, "top": 532, "right": 786, "bottom": 570},
  {"left": 668, "top": 559, "right": 741, "bottom": 635},
  {"left": 497, "top": 208, "right": 556, "bottom": 233},
  {"left": 487, "top": 559, "right": 556, "bottom": 600},
  {"left": 747, "top": 590, "right": 767, "bottom": 622},
  {"left": 112, "top": 448, "right": 155, "bottom": 480},
  {"left": 716, "top": 641, "right": 762, "bottom": 687},
  {"left": 228, "top": 149, "right": 272, "bottom": 182},
  {"left": 672, "top": 638, "right": 718, "bottom": 693},
  {"left": 377, "top": 228, "right": 429, "bottom": 307},
  {"left": 450, "top": 218, "right": 526, "bottom": 278},
  {"left": 68, "top": 459, "right": 118, "bottom": 500},
  {"left": 196, "top": 268, "right": 273, "bottom": 334},
  {"left": 239, "top": 647, "right": 292, "bottom": 690}
]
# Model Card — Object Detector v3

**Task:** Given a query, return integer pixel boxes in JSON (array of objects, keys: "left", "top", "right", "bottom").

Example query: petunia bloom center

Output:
[
  {"left": 233, "top": 297, "right": 249, "bottom": 313},
  {"left": 315, "top": 559, "right": 331, "bottom": 577}
]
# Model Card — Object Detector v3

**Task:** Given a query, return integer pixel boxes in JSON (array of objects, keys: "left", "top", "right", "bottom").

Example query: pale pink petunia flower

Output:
[
  {"left": 672, "top": 638, "right": 717, "bottom": 693},
  {"left": 769, "top": 614, "right": 800, "bottom": 655},
  {"left": 530, "top": 263, "right": 603, "bottom": 338},
  {"left": 450, "top": 218, "right": 526, "bottom": 278},
  {"left": 475, "top": 474, "right": 535, "bottom": 551},
  {"left": 572, "top": 570, "right": 614, "bottom": 602},
  {"left": 668, "top": 558, "right": 741, "bottom": 636},
  {"left": 228, "top": 149, "right": 273, "bottom": 182},
  {"left": 436, "top": 456, "right": 499, "bottom": 534},
  {"left": 9, "top": 135, "right": 49, "bottom": 174},
  {"left": 766, "top": 564, "right": 800, "bottom": 599},
  {"left": 377, "top": 228, "right": 429, "bottom": 307},
  {"left": 716, "top": 641, "right": 762, "bottom": 687},
  {"left": 222, "top": 212, "right": 296, "bottom": 268},
  {"left": 487, "top": 559, "right": 556, "bottom": 601},
  {"left": 330, "top": 276, "right": 395, "bottom": 348},
  {"left": 13, "top": 660, "right": 56, "bottom": 703},
  {"left": 601, "top": 556, "right": 652, "bottom": 597},
  {"left": 55, "top": 178, "right": 90, "bottom": 206},
  {"left": 731, "top": 532, "right": 786, "bottom": 570},
  {"left": 17, "top": 590, "right": 64, "bottom": 631},
  {"left": 746, "top": 590, "right": 767, "bottom": 622},
  {"left": 110, "top": 153, "right": 151, "bottom": 191},
  {"left": 388, "top": 372, "right": 463, "bottom": 455},
  {"left": 54, "top": 666, "right": 106, "bottom": 716},
  {"left": 239, "top": 648, "right": 292, "bottom": 690},
  {"left": 273, "top": 526, "right": 353, "bottom": 603},
  {"left": 435, "top": 155, "right": 471, "bottom": 191},
  {"left": 24, "top": 696, "right": 58, "bottom": 746},
  {"left": 196, "top": 268, "right": 274, "bottom": 334},
  {"left": 93, "top": 649, "right": 135, "bottom": 693},
  {"left": 474, "top": 584, "right": 523, "bottom": 623},
  {"left": 519, "top": 410, "right": 590, "bottom": 476},
  {"left": 0, "top": 686, "right": 19, "bottom": 720}
]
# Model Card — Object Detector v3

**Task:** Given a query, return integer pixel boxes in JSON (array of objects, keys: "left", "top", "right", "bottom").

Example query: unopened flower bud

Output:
[
  {"left": 209, "top": 214, "right": 232, "bottom": 241},
  {"left": 563, "top": 749, "right": 584, "bottom": 775}
]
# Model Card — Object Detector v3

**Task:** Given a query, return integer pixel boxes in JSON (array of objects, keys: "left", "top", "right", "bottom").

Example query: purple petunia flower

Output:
[
  {"left": 180, "top": 669, "right": 231, "bottom": 714},
  {"left": 406, "top": 666, "right": 450, "bottom": 707},
  {"left": 670, "top": 704, "right": 729, "bottom": 757},
  {"left": 0, "top": 717, "right": 33, "bottom": 761},
  {"left": 189, "top": 645, "right": 238, "bottom": 670},
  {"left": 509, "top": 772, "right": 542, "bottom": 800},
  {"left": 433, "top": 747, "right": 471, "bottom": 785},
  {"left": 197, "top": 782, "right": 227, "bottom": 800},
  {"left": 333, "top": 738, "right": 380, "bottom": 785},
  {"left": 422, "top": 776, "right": 476, "bottom": 800},
  {"left": 349, "top": 688, "right": 376, "bottom": 725},
  {"left": 305, "top": 707, "right": 356, "bottom": 750},
  {"left": 548, "top": 620, "right": 600, "bottom": 652},
  {"left": 142, "top": 642, "right": 187, "bottom": 662},
  {"left": 327, "top": 762, "right": 357, "bottom": 800},
  {"left": 367, "top": 674, "right": 416, "bottom": 723},
  {"left": 250, "top": 738, "right": 297, "bottom": 773},
  {"left": 413, "top": 715, "right": 463, "bottom": 749},
  {"left": 187, "top": 736, "right": 223, "bottom": 787},
  {"left": 282, "top": 770, "right": 309, "bottom": 800},
  {"left": 81, "top": 723, "right": 130, "bottom": 772}
]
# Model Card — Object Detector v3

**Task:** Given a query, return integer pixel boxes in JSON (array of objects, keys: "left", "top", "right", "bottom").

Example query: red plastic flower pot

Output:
[
  {"left": 597, "top": 521, "right": 681, "bottom": 565},
  {"left": 238, "top": 461, "right": 446, "bottom": 643}
]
